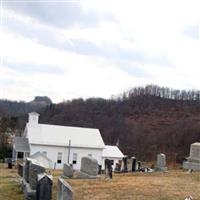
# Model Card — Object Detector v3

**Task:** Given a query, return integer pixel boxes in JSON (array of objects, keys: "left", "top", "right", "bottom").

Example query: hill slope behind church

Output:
[{"left": 40, "top": 89, "right": 200, "bottom": 162}]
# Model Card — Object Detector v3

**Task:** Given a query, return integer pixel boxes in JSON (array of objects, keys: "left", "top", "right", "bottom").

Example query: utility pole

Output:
[{"left": 67, "top": 139, "right": 71, "bottom": 164}]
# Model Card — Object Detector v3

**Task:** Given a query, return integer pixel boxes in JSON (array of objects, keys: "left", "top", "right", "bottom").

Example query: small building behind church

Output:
[{"left": 102, "top": 145, "right": 124, "bottom": 170}]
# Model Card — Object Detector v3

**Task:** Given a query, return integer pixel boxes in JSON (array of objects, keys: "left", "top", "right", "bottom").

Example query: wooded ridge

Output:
[{"left": 1, "top": 85, "right": 200, "bottom": 162}]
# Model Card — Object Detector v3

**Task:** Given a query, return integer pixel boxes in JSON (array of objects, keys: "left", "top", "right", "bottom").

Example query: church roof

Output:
[
  {"left": 26, "top": 123, "right": 105, "bottom": 149},
  {"left": 102, "top": 145, "right": 124, "bottom": 158}
]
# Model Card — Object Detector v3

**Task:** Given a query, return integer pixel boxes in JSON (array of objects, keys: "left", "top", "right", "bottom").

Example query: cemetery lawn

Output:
[{"left": 0, "top": 164, "right": 200, "bottom": 200}]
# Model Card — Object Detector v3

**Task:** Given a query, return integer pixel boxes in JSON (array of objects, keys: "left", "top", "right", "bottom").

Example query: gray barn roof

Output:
[{"left": 13, "top": 137, "right": 30, "bottom": 152}]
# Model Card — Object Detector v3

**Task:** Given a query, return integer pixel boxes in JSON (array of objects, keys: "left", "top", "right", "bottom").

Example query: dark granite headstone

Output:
[
  {"left": 131, "top": 157, "right": 137, "bottom": 172},
  {"left": 23, "top": 159, "right": 31, "bottom": 183},
  {"left": 36, "top": 173, "right": 53, "bottom": 200},
  {"left": 98, "top": 165, "right": 102, "bottom": 174},
  {"left": 7, "top": 158, "right": 12, "bottom": 169},
  {"left": 137, "top": 161, "right": 141, "bottom": 170},
  {"left": 122, "top": 157, "right": 128, "bottom": 172},
  {"left": 18, "top": 163, "right": 24, "bottom": 177},
  {"left": 57, "top": 178, "right": 73, "bottom": 200},
  {"left": 105, "top": 159, "right": 113, "bottom": 179}
]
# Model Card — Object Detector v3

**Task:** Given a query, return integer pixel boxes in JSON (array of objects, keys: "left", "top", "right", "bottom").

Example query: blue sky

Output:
[{"left": 1, "top": 0, "right": 200, "bottom": 102}]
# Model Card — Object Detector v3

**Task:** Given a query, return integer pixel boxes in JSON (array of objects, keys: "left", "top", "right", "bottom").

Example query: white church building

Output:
[{"left": 13, "top": 112, "right": 124, "bottom": 170}]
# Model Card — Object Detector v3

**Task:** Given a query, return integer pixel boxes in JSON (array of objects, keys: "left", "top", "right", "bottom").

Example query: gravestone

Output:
[
  {"left": 105, "top": 159, "right": 113, "bottom": 179},
  {"left": 137, "top": 161, "right": 141, "bottom": 170},
  {"left": 63, "top": 163, "right": 73, "bottom": 178},
  {"left": 131, "top": 157, "right": 137, "bottom": 172},
  {"left": 18, "top": 163, "right": 24, "bottom": 177},
  {"left": 114, "top": 162, "right": 121, "bottom": 172},
  {"left": 73, "top": 171, "right": 98, "bottom": 179},
  {"left": 29, "top": 162, "right": 45, "bottom": 190},
  {"left": 21, "top": 158, "right": 48, "bottom": 200},
  {"left": 37, "top": 173, "right": 53, "bottom": 200},
  {"left": 183, "top": 142, "right": 200, "bottom": 171},
  {"left": 57, "top": 178, "right": 73, "bottom": 200},
  {"left": 155, "top": 153, "right": 167, "bottom": 172},
  {"left": 80, "top": 157, "right": 98, "bottom": 176},
  {"left": 122, "top": 156, "right": 128, "bottom": 172},
  {"left": 24, "top": 182, "right": 36, "bottom": 200},
  {"left": 7, "top": 158, "right": 12, "bottom": 169},
  {"left": 23, "top": 159, "right": 31, "bottom": 183},
  {"left": 98, "top": 165, "right": 102, "bottom": 174}
]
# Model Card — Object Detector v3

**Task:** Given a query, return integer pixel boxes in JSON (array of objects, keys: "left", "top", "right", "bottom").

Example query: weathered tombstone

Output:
[
  {"left": 24, "top": 183, "right": 36, "bottom": 200},
  {"left": 98, "top": 165, "right": 102, "bottom": 174},
  {"left": 137, "top": 161, "right": 141, "bottom": 171},
  {"left": 80, "top": 157, "right": 98, "bottom": 176},
  {"left": 36, "top": 173, "right": 53, "bottom": 200},
  {"left": 57, "top": 177, "right": 73, "bottom": 200},
  {"left": 7, "top": 158, "right": 12, "bottom": 169},
  {"left": 122, "top": 156, "right": 128, "bottom": 172},
  {"left": 18, "top": 163, "right": 24, "bottom": 177},
  {"left": 105, "top": 159, "right": 113, "bottom": 179},
  {"left": 29, "top": 162, "right": 45, "bottom": 190},
  {"left": 63, "top": 163, "right": 73, "bottom": 178},
  {"left": 155, "top": 153, "right": 167, "bottom": 172},
  {"left": 183, "top": 142, "right": 200, "bottom": 171},
  {"left": 131, "top": 157, "right": 137, "bottom": 172},
  {"left": 114, "top": 162, "right": 121, "bottom": 172},
  {"left": 23, "top": 159, "right": 31, "bottom": 183}
]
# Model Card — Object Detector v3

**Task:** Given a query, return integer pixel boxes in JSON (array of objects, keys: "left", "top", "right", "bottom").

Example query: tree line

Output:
[
  {"left": 119, "top": 85, "right": 200, "bottom": 101},
  {"left": 0, "top": 85, "right": 200, "bottom": 162}
]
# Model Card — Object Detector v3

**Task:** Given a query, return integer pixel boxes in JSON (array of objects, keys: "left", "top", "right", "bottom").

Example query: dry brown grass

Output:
[
  {"left": 0, "top": 164, "right": 24, "bottom": 200},
  {"left": 0, "top": 164, "right": 199, "bottom": 200}
]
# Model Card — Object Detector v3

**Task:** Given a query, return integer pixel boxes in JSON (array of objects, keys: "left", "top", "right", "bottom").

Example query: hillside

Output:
[
  {"left": 39, "top": 95, "right": 200, "bottom": 163},
  {"left": 0, "top": 96, "right": 52, "bottom": 117},
  {"left": 1, "top": 86, "right": 200, "bottom": 162}
]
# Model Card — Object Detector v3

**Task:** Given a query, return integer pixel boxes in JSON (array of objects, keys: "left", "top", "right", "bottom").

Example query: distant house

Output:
[
  {"left": 102, "top": 145, "right": 124, "bottom": 170},
  {"left": 13, "top": 112, "right": 124, "bottom": 170}
]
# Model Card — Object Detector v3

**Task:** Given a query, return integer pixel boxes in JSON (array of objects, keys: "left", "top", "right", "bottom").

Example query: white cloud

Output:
[{"left": 1, "top": 0, "right": 200, "bottom": 102}]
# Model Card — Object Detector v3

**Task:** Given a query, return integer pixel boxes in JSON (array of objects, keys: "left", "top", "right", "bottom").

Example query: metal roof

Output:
[
  {"left": 102, "top": 145, "right": 124, "bottom": 158},
  {"left": 13, "top": 137, "right": 30, "bottom": 152},
  {"left": 26, "top": 123, "right": 105, "bottom": 149}
]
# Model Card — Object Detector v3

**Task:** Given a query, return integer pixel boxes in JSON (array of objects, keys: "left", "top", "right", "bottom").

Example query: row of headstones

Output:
[
  {"left": 114, "top": 153, "right": 167, "bottom": 173},
  {"left": 18, "top": 158, "right": 73, "bottom": 200}
]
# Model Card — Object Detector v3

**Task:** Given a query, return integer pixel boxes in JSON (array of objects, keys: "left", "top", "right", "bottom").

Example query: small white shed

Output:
[{"left": 102, "top": 145, "right": 124, "bottom": 170}]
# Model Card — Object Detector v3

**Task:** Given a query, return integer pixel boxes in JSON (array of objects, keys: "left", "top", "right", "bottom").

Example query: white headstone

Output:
[
  {"left": 155, "top": 153, "right": 167, "bottom": 172},
  {"left": 183, "top": 142, "right": 200, "bottom": 171}
]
